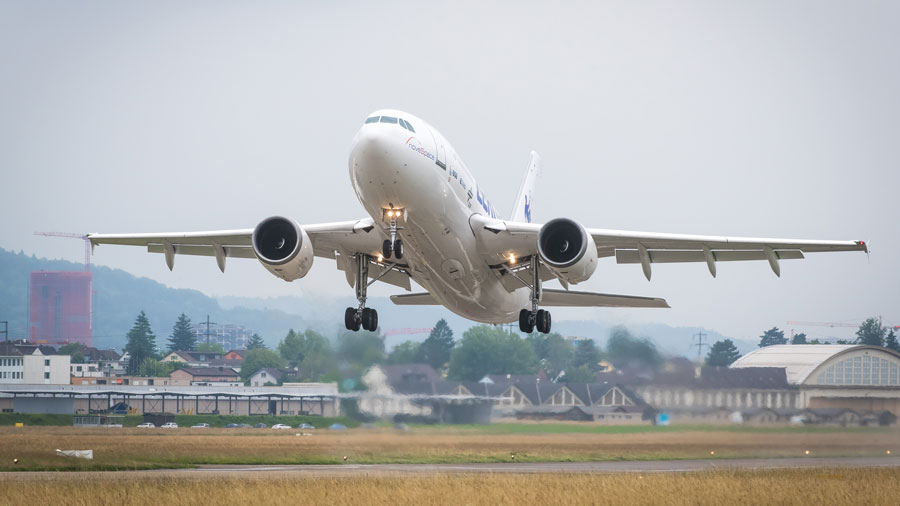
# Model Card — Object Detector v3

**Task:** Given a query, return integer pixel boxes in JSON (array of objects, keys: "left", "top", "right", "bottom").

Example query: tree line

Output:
[{"left": 705, "top": 317, "right": 900, "bottom": 367}]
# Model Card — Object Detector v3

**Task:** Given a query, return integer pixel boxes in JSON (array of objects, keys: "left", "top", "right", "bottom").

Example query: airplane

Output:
[{"left": 87, "top": 109, "right": 868, "bottom": 334}]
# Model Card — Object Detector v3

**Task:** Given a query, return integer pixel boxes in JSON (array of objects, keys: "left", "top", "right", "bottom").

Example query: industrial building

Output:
[
  {"left": 29, "top": 271, "right": 92, "bottom": 347},
  {"left": 0, "top": 383, "right": 340, "bottom": 416}
]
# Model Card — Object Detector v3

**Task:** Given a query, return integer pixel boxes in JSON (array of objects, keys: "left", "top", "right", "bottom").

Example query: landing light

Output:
[
  {"left": 377, "top": 254, "right": 384, "bottom": 263},
  {"left": 509, "top": 253, "right": 517, "bottom": 265}
]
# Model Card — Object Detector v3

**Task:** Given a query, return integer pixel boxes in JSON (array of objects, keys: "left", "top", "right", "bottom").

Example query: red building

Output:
[{"left": 29, "top": 271, "right": 92, "bottom": 347}]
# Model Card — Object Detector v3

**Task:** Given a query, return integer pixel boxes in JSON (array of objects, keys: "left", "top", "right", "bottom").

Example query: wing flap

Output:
[
  {"left": 147, "top": 244, "right": 256, "bottom": 259},
  {"left": 541, "top": 289, "right": 669, "bottom": 308},
  {"left": 615, "top": 249, "right": 805, "bottom": 264},
  {"left": 390, "top": 292, "right": 438, "bottom": 305}
]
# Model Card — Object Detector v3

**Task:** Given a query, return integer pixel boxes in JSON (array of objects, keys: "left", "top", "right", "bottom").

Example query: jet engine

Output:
[
  {"left": 252, "top": 216, "right": 313, "bottom": 281},
  {"left": 537, "top": 218, "right": 597, "bottom": 284}
]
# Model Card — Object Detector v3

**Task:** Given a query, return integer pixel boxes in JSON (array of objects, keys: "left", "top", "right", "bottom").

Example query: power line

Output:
[{"left": 692, "top": 331, "right": 708, "bottom": 360}]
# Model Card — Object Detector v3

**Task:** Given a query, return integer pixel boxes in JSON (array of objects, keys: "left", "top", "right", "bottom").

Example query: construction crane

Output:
[
  {"left": 787, "top": 319, "right": 900, "bottom": 342},
  {"left": 33, "top": 232, "right": 91, "bottom": 271}
]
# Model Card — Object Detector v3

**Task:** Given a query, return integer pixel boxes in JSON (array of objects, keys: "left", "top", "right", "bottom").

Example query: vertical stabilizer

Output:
[{"left": 509, "top": 151, "right": 541, "bottom": 223}]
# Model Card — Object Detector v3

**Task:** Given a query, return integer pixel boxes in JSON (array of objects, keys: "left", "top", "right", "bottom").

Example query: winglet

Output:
[{"left": 509, "top": 151, "right": 541, "bottom": 223}]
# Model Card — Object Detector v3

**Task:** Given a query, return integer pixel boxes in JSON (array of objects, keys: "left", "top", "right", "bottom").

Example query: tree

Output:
[
  {"left": 758, "top": 327, "right": 787, "bottom": 348},
  {"left": 58, "top": 343, "right": 86, "bottom": 364},
  {"left": 571, "top": 339, "right": 603, "bottom": 371},
  {"left": 791, "top": 332, "right": 808, "bottom": 345},
  {"left": 447, "top": 325, "right": 538, "bottom": 381},
  {"left": 527, "top": 332, "right": 574, "bottom": 380},
  {"left": 167, "top": 313, "right": 197, "bottom": 352},
  {"left": 387, "top": 341, "right": 422, "bottom": 364},
  {"left": 418, "top": 319, "right": 454, "bottom": 370},
  {"left": 606, "top": 326, "right": 661, "bottom": 369},
  {"left": 137, "top": 357, "right": 177, "bottom": 377},
  {"left": 125, "top": 311, "right": 157, "bottom": 375},
  {"left": 241, "top": 348, "right": 286, "bottom": 382},
  {"left": 885, "top": 330, "right": 900, "bottom": 352},
  {"left": 246, "top": 333, "right": 266, "bottom": 350},
  {"left": 337, "top": 328, "right": 385, "bottom": 377},
  {"left": 561, "top": 364, "right": 596, "bottom": 383},
  {"left": 195, "top": 342, "right": 225, "bottom": 353},
  {"left": 705, "top": 339, "right": 741, "bottom": 367},
  {"left": 279, "top": 329, "right": 332, "bottom": 368},
  {"left": 856, "top": 317, "right": 886, "bottom": 347}
]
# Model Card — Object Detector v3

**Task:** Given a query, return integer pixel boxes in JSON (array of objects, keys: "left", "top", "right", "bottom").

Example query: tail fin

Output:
[{"left": 510, "top": 151, "right": 541, "bottom": 223}]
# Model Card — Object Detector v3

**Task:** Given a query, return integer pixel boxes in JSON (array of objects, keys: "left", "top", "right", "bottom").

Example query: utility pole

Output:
[
  {"left": 202, "top": 315, "right": 216, "bottom": 346},
  {"left": 692, "top": 331, "right": 708, "bottom": 360},
  {"left": 1, "top": 321, "right": 7, "bottom": 343}
]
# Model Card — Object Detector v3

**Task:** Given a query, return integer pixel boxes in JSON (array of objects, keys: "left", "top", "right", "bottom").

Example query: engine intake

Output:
[
  {"left": 252, "top": 216, "right": 313, "bottom": 281},
  {"left": 537, "top": 218, "right": 597, "bottom": 284}
]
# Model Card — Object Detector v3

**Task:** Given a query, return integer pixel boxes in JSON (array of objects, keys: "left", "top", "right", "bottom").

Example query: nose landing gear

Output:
[
  {"left": 381, "top": 207, "right": 404, "bottom": 260},
  {"left": 516, "top": 256, "right": 552, "bottom": 334}
]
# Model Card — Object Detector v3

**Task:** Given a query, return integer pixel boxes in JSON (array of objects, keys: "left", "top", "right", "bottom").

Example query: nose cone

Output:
[{"left": 349, "top": 124, "right": 410, "bottom": 187}]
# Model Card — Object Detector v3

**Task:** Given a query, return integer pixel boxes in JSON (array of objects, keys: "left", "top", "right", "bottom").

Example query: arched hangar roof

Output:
[{"left": 730, "top": 345, "right": 900, "bottom": 386}]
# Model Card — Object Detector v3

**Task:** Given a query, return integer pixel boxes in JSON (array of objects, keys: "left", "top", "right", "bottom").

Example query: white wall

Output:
[{"left": 23, "top": 355, "right": 70, "bottom": 384}]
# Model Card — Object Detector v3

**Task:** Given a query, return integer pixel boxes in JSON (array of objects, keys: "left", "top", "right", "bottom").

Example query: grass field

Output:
[
  {"left": 2, "top": 424, "right": 898, "bottom": 471},
  {"left": 3, "top": 468, "right": 899, "bottom": 505}
]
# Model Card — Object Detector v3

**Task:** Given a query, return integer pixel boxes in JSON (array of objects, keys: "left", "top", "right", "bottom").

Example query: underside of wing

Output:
[
  {"left": 87, "top": 217, "right": 411, "bottom": 290},
  {"left": 469, "top": 214, "right": 867, "bottom": 282},
  {"left": 541, "top": 289, "right": 669, "bottom": 308}
]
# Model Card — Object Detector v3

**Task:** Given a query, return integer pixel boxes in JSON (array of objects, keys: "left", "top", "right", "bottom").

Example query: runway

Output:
[{"left": 4, "top": 457, "right": 899, "bottom": 480}]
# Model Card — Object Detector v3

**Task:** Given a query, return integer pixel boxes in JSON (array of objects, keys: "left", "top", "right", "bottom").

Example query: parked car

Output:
[
  {"left": 271, "top": 424, "right": 292, "bottom": 429},
  {"left": 136, "top": 422, "right": 155, "bottom": 428},
  {"left": 254, "top": 423, "right": 267, "bottom": 428},
  {"left": 161, "top": 422, "right": 178, "bottom": 429},
  {"left": 297, "top": 423, "right": 315, "bottom": 430},
  {"left": 191, "top": 423, "right": 210, "bottom": 429},
  {"left": 225, "top": 423, "right": 240, "bottom": 428},
  {"left": 328, "top": 424, "right": 347, "bottom": 431},
  {"left": 239, "top": 423, "right": 252, "bottom": 428}
]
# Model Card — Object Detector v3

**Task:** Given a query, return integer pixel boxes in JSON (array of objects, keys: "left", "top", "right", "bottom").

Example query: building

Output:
[
  {"left": 248, "top": 368, "right": 299, "bottom": 387},
  {"left": 0, "top": 343, "right": 71, "bottom": 385},
  {"left": 191, "top": 323, "right": 253, "bottom": 351},
  {"left": 29, "top": 271, "right": 92, "bottom": 347},
  {"left": 731, "top": 344, "right": 900, "bottom": 416},
  {"left": 170, "top": 367, "right": 241, "bottom": 386},
  {"left": 0, "top": 383, "right": 340, "bottom": 416},
  {"left": 160, "top": 351, "right": 243, "bottom": 372}
]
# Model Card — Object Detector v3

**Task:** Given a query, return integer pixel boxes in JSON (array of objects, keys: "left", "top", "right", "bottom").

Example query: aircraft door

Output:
[{"left": 429, "top": 129, "right": 448, "bottom": 170}]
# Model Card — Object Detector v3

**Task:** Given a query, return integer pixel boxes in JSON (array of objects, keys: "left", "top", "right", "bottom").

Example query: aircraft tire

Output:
[
  {"left": 518, "top": 309, "right": 534, "bottom": 333},
  {"left": 394, "top": 240, "right": 403, "bottom": 259},
  {"left": 362, "top": 308, "right": 378, "bottom": 332},
  {"left": 537, "top": 310, "right": 551, "bottom": 334},
  {"left": 344, "top": 307, "right": 358, "bottom": 331},
  {"left": 382, "top": 240, "right": 392, "bottom": 259}
]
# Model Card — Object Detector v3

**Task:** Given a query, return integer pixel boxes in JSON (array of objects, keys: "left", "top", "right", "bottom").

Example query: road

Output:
[{"left": 3, "top": 457, "right": 899, "bottom": 480}]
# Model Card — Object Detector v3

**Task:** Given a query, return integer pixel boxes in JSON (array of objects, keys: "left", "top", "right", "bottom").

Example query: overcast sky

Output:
[{"left": 1, "top": 1, "right": 897, "bottom": 342}]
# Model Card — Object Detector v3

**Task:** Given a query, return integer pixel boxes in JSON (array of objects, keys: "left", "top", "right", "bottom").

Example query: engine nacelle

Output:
[
  {"left": 537, "top": 218, "right": 598, "bottom": 284},
  {"left": 252, "top": 216, "right": 313, "bottom": 282}
]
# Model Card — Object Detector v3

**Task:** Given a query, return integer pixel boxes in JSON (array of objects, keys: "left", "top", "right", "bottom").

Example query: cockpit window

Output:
[
  {"left": 400, "top": 118, "right": 416, "bottom": 133},
  {"left": 379, "top": 116, "right": 398, "bottom": 124},
  {"left": 365, "top": 116, "right": 380, "bottom": 124}
]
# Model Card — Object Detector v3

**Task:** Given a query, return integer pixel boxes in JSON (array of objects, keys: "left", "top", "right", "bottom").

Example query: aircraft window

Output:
[
  {"left": 401, "top": 119, "right": 415, "bottom": 133},
  {"left": 406, "top": 121, "right": 415, "bottom": 133},
  {"left": 365, "top": 116, "right": 380, "bottom": 124},
  {"left": 380, "top": 116, "right": 398, "bottom": 124}
]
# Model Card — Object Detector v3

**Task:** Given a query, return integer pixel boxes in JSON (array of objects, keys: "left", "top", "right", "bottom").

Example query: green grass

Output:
[{"left": 409, "top": 422, "right": 894, "bottom": 435}]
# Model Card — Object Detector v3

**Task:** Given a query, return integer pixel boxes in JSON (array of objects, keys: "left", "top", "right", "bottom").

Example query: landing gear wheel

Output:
[
  {"left": 393, "top": 240, "right": 403, "bottom": 260},
  {"left": 344, "top": 307, "right": 360, "bottom": 331},
  {"left": 382, "top": 239, "right": 392, "bottom": 259},
  {"left": 536, "top": 309, "right": 551, "bottom": 334},
  {"left": 361, "top": 308, "right": 378, "bottom": 332},
  {"left": 519, "top": 309, "right": 534, "bottom": 334}
]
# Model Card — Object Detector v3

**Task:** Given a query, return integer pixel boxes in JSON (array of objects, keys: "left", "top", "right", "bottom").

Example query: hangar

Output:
[{"left": 731, "top": 345, "right": 900, "bottom": 415}]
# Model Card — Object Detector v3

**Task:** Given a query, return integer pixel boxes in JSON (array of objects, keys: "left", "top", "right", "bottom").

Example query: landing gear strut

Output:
[
  {"left": 344, "top": 253, "right": 379, "bottom": 332},
  {"left": 518, "top": 256, "right": 552, "bottom": 334},
  {"left": 382, "top": 209, "right": 403, "bottom": 260}
]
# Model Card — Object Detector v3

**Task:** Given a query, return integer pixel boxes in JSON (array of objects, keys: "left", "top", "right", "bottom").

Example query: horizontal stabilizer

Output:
[
  {"left": 390, "top": 292, "right": 438, "bottom": 305},
  {"left": 541, "top": 289, "right": 669, "bottom": 308}
]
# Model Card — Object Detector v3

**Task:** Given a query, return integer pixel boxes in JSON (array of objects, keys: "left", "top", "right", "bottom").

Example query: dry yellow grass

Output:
[
  {"left": 1, "top": 426, "right": 899, "bottom": 470},
  {"left": 2, "top": 468, "right": 899, "bottom": 506}
]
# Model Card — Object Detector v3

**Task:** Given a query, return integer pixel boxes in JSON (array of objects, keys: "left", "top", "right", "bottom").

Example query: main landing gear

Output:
[
  {"left": 518, "top": 256, "right": 552, "bottom": 334},
  {"left": 344, "top": 253, "right": 379, "bottom": 332}
]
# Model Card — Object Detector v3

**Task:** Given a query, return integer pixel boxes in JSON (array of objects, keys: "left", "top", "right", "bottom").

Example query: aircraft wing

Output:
[
  {"left": 469, "top": 214, "right": 867, "bottom": 280},
  {"left": 541, "top": 289, "right": 669, "bottom": 308},
  {"left": 87, "top": 218, "right": 412, "bottom": 290}
]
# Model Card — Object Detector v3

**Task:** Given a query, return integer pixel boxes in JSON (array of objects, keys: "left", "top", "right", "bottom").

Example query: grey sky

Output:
[{"left": 1, "top": 1, "right": 898, "bottom": 342}]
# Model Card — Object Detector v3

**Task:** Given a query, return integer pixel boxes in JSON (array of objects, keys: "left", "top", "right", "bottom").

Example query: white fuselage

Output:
[{"left": 348, "top": 109, "right": 529, "bottom": 324}]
